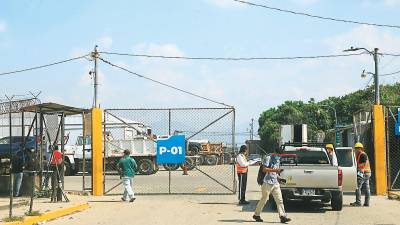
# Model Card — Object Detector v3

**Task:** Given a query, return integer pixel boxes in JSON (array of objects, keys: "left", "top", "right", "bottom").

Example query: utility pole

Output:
[
  {"left": 344, "top": 47, "right": 380, "bottom": 105},
  {"left": 373, "top": 48, "right": 380, "bottom": 105},
  {"left": 250, "top": 118, "right": 254, "bottom": 140},
  {"left": 92, "top": 45, "right": 99, "bottom": 108}
]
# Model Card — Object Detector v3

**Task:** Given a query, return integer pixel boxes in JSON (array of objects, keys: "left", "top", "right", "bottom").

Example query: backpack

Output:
[
  {"left": 257, "top": 164, "right": 265, "bottom": 185},
  {"left": 257, "top": 156, "right": 272, "bottom": 185}
]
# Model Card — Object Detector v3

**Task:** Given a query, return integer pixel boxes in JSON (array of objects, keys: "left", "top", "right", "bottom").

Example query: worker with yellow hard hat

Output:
[
  {"left": 325, "top": 144, "right": 338, "bottom": 166},
  {"left": 350, "top": 142, "right": 371, "bottom": 207}
]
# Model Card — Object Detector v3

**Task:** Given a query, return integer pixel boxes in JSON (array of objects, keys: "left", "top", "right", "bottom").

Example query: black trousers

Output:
[{"left": 237, "top": 173, "right": 248, "bottom": 201}]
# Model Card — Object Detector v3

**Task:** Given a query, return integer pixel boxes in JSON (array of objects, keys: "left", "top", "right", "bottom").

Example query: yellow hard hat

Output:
[
  {"left": 354, "top": 142, "right": 364, "bottom": 148},
  {"left": 325, "top": 144, "right": 334, "bottom": 149}
]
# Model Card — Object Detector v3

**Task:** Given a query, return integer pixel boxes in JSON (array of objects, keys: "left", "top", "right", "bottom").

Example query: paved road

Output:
[
  {"left": 49, "top": 194, "right": 399, "bottom": 225},
  {"left": 52, "top": 166, "right": 400, "bottom": 225}
]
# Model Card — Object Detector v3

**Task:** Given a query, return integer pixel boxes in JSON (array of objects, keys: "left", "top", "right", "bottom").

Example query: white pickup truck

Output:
[{"left": 277, "top": 143, "right": 357, "bottom": 211}]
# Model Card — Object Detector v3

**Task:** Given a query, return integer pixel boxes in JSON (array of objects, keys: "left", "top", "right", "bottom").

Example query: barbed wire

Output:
[{"left": 0, "top": 98, "right": 41, "bottom": 114}]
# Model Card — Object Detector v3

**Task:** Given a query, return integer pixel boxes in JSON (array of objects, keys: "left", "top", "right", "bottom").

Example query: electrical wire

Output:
[
  {"left": 0, "top": 54, "right": 90, "bottom": 76},
  {"left": 99, "top": 51, "right": 366, "bottom": 61},
  {"left": 97, "top": 57, "right": 233, "bottom": 108},
  {"left": 380, "top": 69, "right": 400, "bottom": 76},
  {"left": 382, "top": 53, "right": 400, "bottom": 57},
  {"left": 363, "top": 77, "right": 373, "bottom": 89},
  {"left": 232, "top": 0, "right": 400, "bottom": 29}
]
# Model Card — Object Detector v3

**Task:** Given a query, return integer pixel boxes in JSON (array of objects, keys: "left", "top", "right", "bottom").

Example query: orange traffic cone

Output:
[{"left": 182, "top": 164, "right": 188, "bottom": 175}]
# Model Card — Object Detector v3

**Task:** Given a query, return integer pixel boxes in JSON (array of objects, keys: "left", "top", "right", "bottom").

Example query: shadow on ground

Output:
[
  {"left": 218, "top": 219, "right": 280, "bottom": 223},
  {"left": 238, "top": 200, "right": 333, "bottom": 214}
]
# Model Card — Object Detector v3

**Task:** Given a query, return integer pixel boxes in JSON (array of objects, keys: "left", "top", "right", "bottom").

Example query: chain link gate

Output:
[
  {"left": 103, "top": 108, "right": 236, "bottom": 195},
  {"left": 385, "top": 106, "right": 400, "bottom": 191}
]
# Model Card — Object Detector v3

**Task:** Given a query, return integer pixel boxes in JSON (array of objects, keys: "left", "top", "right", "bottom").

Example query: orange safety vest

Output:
[
  {"left": 356, "top": 152, "right": 371, "bottom": 173},
  {"left": 236, "top": 154, "right": 248, "bottom": 174}
]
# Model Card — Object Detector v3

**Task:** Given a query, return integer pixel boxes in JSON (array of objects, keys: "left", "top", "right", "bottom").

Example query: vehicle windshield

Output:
[
  {"left": 336, "top": 149, "right": 354, "bottom": 167},
  {"left": 281, "top": 150, "right": 330, "bottom": 165},
  {"left": 0, "top": 136, "right": 27, "bottom": 144}
]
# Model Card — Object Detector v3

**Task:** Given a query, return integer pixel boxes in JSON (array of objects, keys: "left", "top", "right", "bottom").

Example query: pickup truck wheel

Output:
[
  {"left": 331, "top": 192, "right": 343, "bottom": 211},
  {"left": 163, "top": 164, "right": 179, "bottom": 171},
  {"left": 204, "top": 155, "right": 218, "bottom": 165},
  {"left": 137, "top": 159, "right": 155, "bottom": 175}
]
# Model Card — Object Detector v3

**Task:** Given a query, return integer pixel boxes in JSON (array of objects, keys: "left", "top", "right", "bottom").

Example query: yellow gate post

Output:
[
  {"left": 373, "top": 105, "right": 388, "bottom": 195},
  {"left": 91, "top": 108, "right": 104, "bottom": 196}
]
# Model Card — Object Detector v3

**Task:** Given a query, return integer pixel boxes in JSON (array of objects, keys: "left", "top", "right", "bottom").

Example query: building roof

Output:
[{"left": 21, "top": 102, "right": 88, "bottom": 116}]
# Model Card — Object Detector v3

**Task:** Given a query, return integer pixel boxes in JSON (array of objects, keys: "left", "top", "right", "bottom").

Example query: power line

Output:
[
  {"left": 380, "top": 69, "right": 400, "bottom": 76},
  {"left": 382, "top": 53, "right": 400, "bottom": 57},
  {"left": 97, "top": 57, "right": 233, "bottom": 108},
  {"left": 232, "top": 0, "right": 400, "bottom": 29},
  {"left": 0, "top": 54, "right": 90, "bottom": 76},
  {"left": 99, "top": 51, "right": 366, "bottom": 61}
]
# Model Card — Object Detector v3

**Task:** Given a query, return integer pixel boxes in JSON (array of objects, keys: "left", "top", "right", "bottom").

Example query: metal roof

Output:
[{"left": 20, "top": 102, "right": 88, "bottom": 116}]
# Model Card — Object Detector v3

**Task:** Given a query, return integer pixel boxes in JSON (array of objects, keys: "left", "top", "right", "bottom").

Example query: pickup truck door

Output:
[{"left": 336, "top": 147, "right": 357, "bottom": 192}]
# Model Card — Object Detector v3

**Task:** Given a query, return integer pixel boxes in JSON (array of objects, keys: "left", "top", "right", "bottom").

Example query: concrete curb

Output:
[
  {"left": 3, "top": 203, "right": 89, "bottom": 225},
  {"left": 388, "top": 191, "right": 400, "bottom": 200}
]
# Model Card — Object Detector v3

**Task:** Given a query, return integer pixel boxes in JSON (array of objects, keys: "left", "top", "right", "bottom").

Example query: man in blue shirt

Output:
[{"left": 253, "top": 154, "right": 291, "bottom": 223}]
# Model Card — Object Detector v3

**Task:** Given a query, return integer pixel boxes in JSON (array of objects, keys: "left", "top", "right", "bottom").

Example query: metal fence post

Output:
[
  {"left": 8, "top": 97, "right": 13, "bottom": 218},
  {"left": 232, "top": 108, "right": 236, "bottom": 194},
  {"left": 168, "top": 109, "right": 171, "bottom": 194}
]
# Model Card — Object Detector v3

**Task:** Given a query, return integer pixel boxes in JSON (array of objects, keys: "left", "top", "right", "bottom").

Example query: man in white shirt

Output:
[{"left": 236, "top": 145, "right": 258, "bottom": 205}]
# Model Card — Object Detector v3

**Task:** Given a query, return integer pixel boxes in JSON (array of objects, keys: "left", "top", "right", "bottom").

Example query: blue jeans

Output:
[
  {"left": 14, "top": 172, "right": 23, "bottom": 196},
  {"left": 355, "top": 172, "right": 371, "bottom": 205},
  {"left": 122, "top": 177, "right": 134, "bottom": 200}
]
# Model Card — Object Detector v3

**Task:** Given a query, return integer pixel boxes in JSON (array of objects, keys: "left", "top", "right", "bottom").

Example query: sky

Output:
[{"left": 1, "top": 0, "right": 400, "bottom": 141}]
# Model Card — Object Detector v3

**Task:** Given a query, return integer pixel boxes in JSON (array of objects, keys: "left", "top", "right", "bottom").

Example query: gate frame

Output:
[{"left": 102, "top": 107, "right": 236, "bottom": 195}]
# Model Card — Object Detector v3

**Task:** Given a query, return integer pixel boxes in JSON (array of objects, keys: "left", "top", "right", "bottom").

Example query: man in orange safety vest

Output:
[
  {"left": 236, "top": 145, "right": 258, "bottom": 205},
  {"left": 350, "top": 142, "right": 371, "bottom": 207}
]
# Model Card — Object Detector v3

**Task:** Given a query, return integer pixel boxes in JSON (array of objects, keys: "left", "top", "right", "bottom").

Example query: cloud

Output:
[
  {"left": 70, "top": 48, "right": 90, "bottom": 58},
  {"left": 0, "top": 21, "right": 6, "bottom": 33},
  {"left": 132, "top": 42, "right": 187, "bottom": 66},
  {"left": 206, "top": 0, "right": 244, "bottom": 9},
  {"left": 324, "top": 25, "right": 400, "bottom": 55},
  {"left": 96, "top": 36, "right": 113, "bottom": 49},
  {"left": 384, "top": 0, "right": 400, "bottom": 6},
  {"left": 133, "top": 43, "right": 184, "bottom": 57}
]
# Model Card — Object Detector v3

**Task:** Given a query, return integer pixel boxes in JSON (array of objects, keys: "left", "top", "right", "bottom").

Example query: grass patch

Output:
[
  {"left": 2, "top": 215, "right": 24, "bottom": 222},
  {"left": 25, "top": 210, "right": 42, "bottom": 216}
]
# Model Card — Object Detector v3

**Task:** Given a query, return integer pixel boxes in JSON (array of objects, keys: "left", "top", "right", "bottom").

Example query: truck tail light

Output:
[{"left": 338, "top": 168, "right": 343, "bottom": 186}]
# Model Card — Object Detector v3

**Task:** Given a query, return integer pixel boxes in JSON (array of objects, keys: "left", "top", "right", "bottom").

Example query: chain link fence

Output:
[
  {"left": 103, "top": 108, "right": 236, "bottom": 195},
  {"left": 385, "top": 107, "right": 400, "bottom": 191},
  {"left": 353, "top": 108, "right": 375, "bottom": 194}
]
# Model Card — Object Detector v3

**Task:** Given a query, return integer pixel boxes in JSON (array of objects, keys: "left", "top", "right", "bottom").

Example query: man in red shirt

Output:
[{"left": 50, "top": 145, "right": 63, "bottom": 202}]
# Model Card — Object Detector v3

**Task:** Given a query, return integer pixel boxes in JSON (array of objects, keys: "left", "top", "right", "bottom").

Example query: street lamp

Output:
[{"left": 343, "top": 47, "right": 380, "bottom": 105}]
